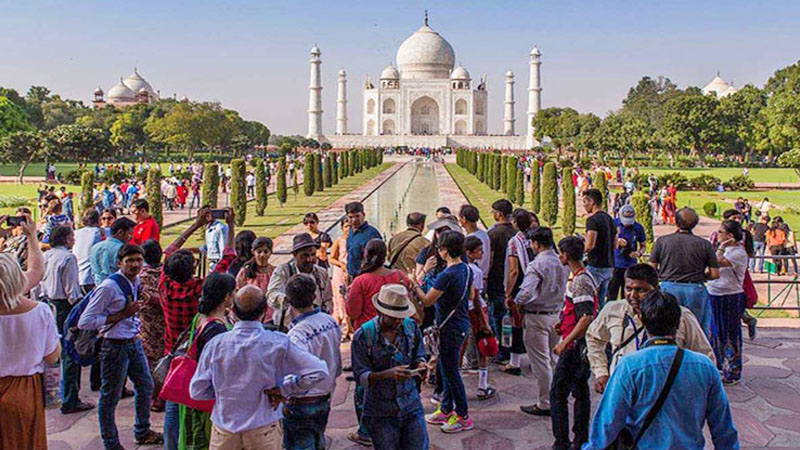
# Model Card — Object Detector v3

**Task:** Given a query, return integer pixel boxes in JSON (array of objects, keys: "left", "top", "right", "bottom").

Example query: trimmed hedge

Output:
[
  {"left": 500, "top": 155, "right": 508, "bottom": 193},
  {"left": 531, "top": 163, "right": 540, "bottom": 214},
  {"left": 595, "top": 173, "right": 608, "bottom": 211},
  {"left": 255, "top": 158, "right": 267, "bottom": 216},
  {"left": 230, "top": 159, "right": 246, "bottom": 226},
  {"left": 146, "top": 168, "right": 163, "bottom": 228},
  {"left": 507, "top": 156, "right": 518, "bottom": 203},
  {"left": 332, "top": 154, "right": 338, "bottom": 185},
  {"left": 339, "top": 152, "right": 347, "bottom": 179},
  {"left": 631, "top": 194, "right": 653, "bottom": 246},
  {"left": 201, "top": 163, "right": 219, "bottom": 208},
  {"left": 515, "top": 166, "right": 525, "bottom": 206},
  {"left": 80, "top": 171, "right": 94, "bottom": 217},
  {"left": 561, "top": 167, "right": 576, "bottom": 235},
  {"left": 277, "top": 157, "right": 288, "bottom": 205},
  {"left": 541, "top": 162, "right": 558, "bottom": 226},
  {"left": 493, "top": 154, "right": 501, "bottom": 190},
  {"left": 324, "top": 154, "right": 333, "bottom": 187},
  {"left": 304, "top": 154, "right": 315, "bottom": 196},
  {"left": 314, "top": 153, "right": 324, "bottom": 192}
]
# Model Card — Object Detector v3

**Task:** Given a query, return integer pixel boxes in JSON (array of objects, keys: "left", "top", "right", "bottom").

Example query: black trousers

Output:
[
  {"left": 550, "top": 343, "right": 591, "bottom": 450},
  {"left": 607, "top": 267, "right": 627, "bottom": 302}
]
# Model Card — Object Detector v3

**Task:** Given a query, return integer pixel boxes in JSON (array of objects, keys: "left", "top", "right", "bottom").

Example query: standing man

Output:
[
  {"left": 90, "top": 217, "right": 136, "bottom": 285},
  {"left": 459, "top": 205, "right": 490, "bottom": 280},
  {"left": 246, "top": 171, "right": 256, "bottom": 197},
  {"left": 387, "top": 212, "right": 429, "bottom": 276},
  {"left": 649, "top": 207, "right": 719, "bottom": 338},
  {"left": 582, "top": 188, "right": 617, "bottom": 306},
  {"left": 283, "top": 274, "right": 343, "bottom": 449},
  {"left": 584, "top": 291, "right": 739, "bottom": 449},
  {"left": 345, "top": 202, "right": 382, "bottom": 280},
  {"left": 190, "top": 285, "right": 329, "bottom": 449},
  {"left": 129, "top": 199, "right": 160, "bottom": 246},
  {"left": 515, "top": 227, "right": 569, "bottom": 417},
  {"left": 73, "top": 209, "right": 103, "bottom": 294},
  {"left": 63, "top": 192, "right": 75, "bottom": 222},
  {"left": 750, "top": 214, "right": 769, "bottom": 272},
  {"left": 41, "top": 226, "right": 94, "bottom": 415},
  {"left": 78, "top": 244, "right": 164, "bottom": 448},
  {"left": 607, "top": 205, "right": 647, "bottom": 302},
  {"left": 267, "top": 233, "right": 333, "bottom": 331},
  {"left": 486, "top": 199, "right": 516, "bottom": 364},
  {"left": 204, "top": 207, "right": 230, "bottom": 271}
]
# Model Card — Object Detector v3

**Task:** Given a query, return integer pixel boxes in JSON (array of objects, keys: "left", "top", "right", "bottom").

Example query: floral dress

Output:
[
  {"left": 138, "top": 265, "right": 166, "bottom": 370},
  {"left": 235, "top": 264, "right": 276, "bottom": 318}
]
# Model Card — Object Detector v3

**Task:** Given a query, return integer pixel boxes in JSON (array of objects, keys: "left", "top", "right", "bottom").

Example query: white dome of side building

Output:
[
  {"left": 93, "top": 68, "right": 160, "bottom": 108},
  {"left": 702, "top": 72, "right": 739, "bottom": 98}
]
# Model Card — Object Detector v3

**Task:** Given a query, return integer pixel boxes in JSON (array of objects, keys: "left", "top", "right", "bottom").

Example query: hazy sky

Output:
[{"left": 3, "top": 0, "right": 799, "bottom": 135}]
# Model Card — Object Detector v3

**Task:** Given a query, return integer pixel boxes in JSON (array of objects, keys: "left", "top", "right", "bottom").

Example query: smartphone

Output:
[
  {"left": 211, "top": 209, "right": 227, "bottom": 219},
  {"left": 6, "top": 216, "right": 25, "bottom": 227}
]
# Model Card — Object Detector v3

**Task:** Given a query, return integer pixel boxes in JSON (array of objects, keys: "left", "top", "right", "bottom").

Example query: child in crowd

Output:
[{"left": 464, "top": 236, "right": 497, "bottom": 400}]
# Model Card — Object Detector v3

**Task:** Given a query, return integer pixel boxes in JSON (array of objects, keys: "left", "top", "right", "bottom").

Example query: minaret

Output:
[
  {"left": 307, "top": 44, "right": 323, "bottom": 138},
  {"left": 504, "top": 70, "right": 515, "bottom": 135},
  {"left": 527, "top": 45, "right": 542, "bottom": 148},
  {"left": 336, "top": 69, "right": 348, "bottom": 135}
]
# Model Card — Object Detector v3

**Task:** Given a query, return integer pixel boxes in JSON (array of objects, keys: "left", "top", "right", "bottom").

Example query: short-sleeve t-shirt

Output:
[
  {"left": 708, "top": 245, "right": 748, "bottom": 296},
  {"left": 0, "top": 302, "right": 60, "bottom": 377},
  {"left": 586, "top": 211, "right": 616, "bottom": 268},
  {"left": 432, "top": 263, "right": 472, "bottom": 331},
  {"left": 649, "top": 232, "right": 719, "bottom": 283},
  {"left": 468, "top": 263, "right": 487, "bottom": 310},
  {"left": 487, "top": 223, "right": 516, "bottom": 293},
  {"left": 614, "top": 219, "right": 647, "bottom": 269}
]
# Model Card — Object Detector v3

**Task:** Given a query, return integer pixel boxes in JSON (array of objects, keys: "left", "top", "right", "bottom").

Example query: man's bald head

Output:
[
  {"left": 233, "top": 285, "right": 267, "bottom": 321},
  {"left": 675, "top": 207, "right": 699, "bottom": 231},
  {"left": 406, "top": 212, "right": 426, "bottom": 230}
]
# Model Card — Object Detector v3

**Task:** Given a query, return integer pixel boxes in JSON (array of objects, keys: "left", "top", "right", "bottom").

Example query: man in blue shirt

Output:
[
  {"left": 345, "top": 201, "right": 382, "bottom": 278},
  {"left": 584, "top": 290, "right": 739, "bottom": 450},
  {"left": 608, "top": 205, "right": 647, "bottom": 302},
  {"left": 202, "top": 207, "right": 229, "bottom": 270},
  {"left": 90, "top": 217, "right": 135, "bottom": 285}
]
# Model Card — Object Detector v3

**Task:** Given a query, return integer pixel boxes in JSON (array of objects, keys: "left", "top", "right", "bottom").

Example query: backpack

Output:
[
  {"left": 360, "top": 317, "right": 418, "bottom": 360},
  {"left": 64, "top": 273, "right": 135, "bottom": 366}
]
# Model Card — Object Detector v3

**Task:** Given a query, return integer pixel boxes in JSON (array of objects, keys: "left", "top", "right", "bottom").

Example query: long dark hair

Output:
[
  {"left": 243, "top": 237, "right": 274, "bottom": 280},
  {"left": 234, "top": 230, "right": 257, "bottom": 264},
  {"left": 359, "top": 239, "right": 387, "bottom": 275},
  {"left": 198, "top": 273, "right": 236, "bottom": 314}
]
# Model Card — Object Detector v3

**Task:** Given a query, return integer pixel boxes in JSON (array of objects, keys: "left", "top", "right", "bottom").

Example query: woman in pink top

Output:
[
  {"left": 346, "top": 239, "right": 416, "bottom": 330},
  {"left": 330, "top": 221, "right": 351, "bottom": 337},
  {"left": 235, "top": 237, "right": 275, "bottom": 319}
]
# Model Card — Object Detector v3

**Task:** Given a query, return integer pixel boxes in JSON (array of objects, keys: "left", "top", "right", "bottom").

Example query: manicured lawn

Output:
[
  {"left": 160, "top": 163, "right": 394, "bottom": 248},
  {"left": 0, "top": 162, "right": 177, "bottom": 178},
  {"left": 627, "top": 167, "right": 799, "bottom": 184},
  {"left": 0, "top": 183, "right": 81, "bottom": 218},
  {"left": 675, "top": 190, "right": 800, "bottom": 232}
]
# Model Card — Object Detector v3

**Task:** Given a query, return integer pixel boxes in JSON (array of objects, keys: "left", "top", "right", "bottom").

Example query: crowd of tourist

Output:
[{"left": 0, "top": 155, "right": 759, "bottom": 450}]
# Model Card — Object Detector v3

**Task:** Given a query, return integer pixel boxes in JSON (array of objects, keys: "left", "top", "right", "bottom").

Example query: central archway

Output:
[{"left": 410, "top": 96, "right": 439, "bottom": 135}]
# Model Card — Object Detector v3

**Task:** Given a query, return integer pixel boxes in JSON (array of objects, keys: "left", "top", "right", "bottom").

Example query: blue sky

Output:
[{"left": 2, "top": 0, "right": 799, "bottom": 135}]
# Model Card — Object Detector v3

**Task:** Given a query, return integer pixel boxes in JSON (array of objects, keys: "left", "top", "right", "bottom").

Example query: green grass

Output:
[
  {"left": 0, "top": 162, "right": 179, "bottom": 178},
  {"left": 675, "top": 190, "right": 800, "bottom": 232},
  {"left": 627, "top": 167, "right": 799, "bottom": 184},
  {"left": 0, "top": 183, "right": 81, "bottom": 217},
  {"left": 445, "top": 164, "right": 583, "bottom": 238},
  {"left": 160, "top": 163, "right": 394, "bottom": 248}
]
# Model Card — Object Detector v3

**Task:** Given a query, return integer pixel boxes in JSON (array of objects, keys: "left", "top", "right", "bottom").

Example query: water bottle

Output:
[
  {"left": 501, "top": 312, "right": 513, "bottom": 348},
  {"left": 44, "top": 361, "right": 62, "bottom": 410}
]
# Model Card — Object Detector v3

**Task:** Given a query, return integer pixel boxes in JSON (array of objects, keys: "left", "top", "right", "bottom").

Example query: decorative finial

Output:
[
  {"left": 717, "top": 69, "right": 720, "bottom": 77},
  {"left": 424, "top": 10, "right": 428, "bottom": 26}
]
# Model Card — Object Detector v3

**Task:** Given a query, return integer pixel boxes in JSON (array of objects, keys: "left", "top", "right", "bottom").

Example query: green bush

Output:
[
  {"left": 201, "top": 163, "right": 219, "bottom": 208},
  {"left": 0, "top": 196, "right": 30, "bottom": 208},
  {"left": 493, "top": 154, "right": 501, "bottom": 189},
  {"left": 80, "top": 171, "right": 94, "bottom": 214},
  {"left": 500, "top": 155, "right": 508, "bottom": 193},
  {"left": 507, "top": 156, "right": 518, "bottom": 203},
  {"left": 531, "top": 163, "right": 540, "bottom": 214},
  {"left": 377, "top": 149, "right": 383, "bottom": 165},
  {"left": 631, "top": 194, "right": 653, "bottom": 247},
  {"left": 515, "top": 166, "right": 525, "bottom": 206},
  {"left": 349, "top": 150, "right": 357, "bottom": 174},
  {"left": 255, "top": 158, "right": 267, "bottom": 216},
  {"left": 541, "top": 162, "right": 558, "bottom": 226},
  {"left": 703, "top": 201, "right": 718, "bottom": 218},
  {"left": 338, "top": 152, "right": 347, "bottom": 179},
  {"left": 230, "top": 159, "right": 246, "bottom": 226},
  {"left": 562, "top": 167, "right": 576, "bottom": 235},
  {"left": 595, "top": 173, "right": 608, "bottom": 211},
  {"left": 277, "top": 157, "right": 288, "bottom": 205},
  {"left": 146, "top": 168, "right": 163, "bottom": 228},
  {"left": 304, "top": 154, "right": 315, "bottom": 196},
  {"left": 476, "top": 153, "right": 484, "bottom": 183},
  {"left": 723, "top": 175, "right": 754, "bottom": 191},
  {"left": 99, "top": 167, "right": 127, "bottom": 186},
  {"left": 64, "top": 169, "right": 85, "bottom": 186},
  {"left": 314, "top": 153, "right": 324, "bottom": 192},
  {"left": 689, "top": 174, "right": 722, "bottom": 191},
  {"left": 324, "top": 154, "right": 333, "bottom": 188}
]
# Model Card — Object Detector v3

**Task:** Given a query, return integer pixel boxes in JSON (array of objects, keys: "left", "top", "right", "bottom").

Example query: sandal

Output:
[
  {"left": 347, "top": 431, "right": 372, "bottom": 446},
  {"left": 477, "top": 386, "right": 497, "bottom": 400},
  {"left": 134, "top": 430, "right": 164, "bottom": 445}
]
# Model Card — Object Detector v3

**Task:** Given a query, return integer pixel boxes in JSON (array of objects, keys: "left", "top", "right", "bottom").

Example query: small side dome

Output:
[
  {"left": 108, "top": 78, "right": 136, "bottom": 100},
  {"left": 530, "top": 45, "right": 541, "bottom": 56},
  {"left": 94, "top": 86, "right": 104, "bottom": 95},
  {"left": 505, "top": 70, "right": 514, "bottom": 78},
  {"left": 180, "top": 96, "right": 189, "bottom": 103},
  {"left": 338, "top": 68, "right": 347, "bottom": 76},
  {"left": 138, "top": 87, "right": 148, "bottom": 94},
  {"left": 380, "top": 64, "right": 400, "bottom": 80},
  {"left": 451, "top": 66, "right": 470, "bottom": 80},
  {"left": 310, "top": 44, "right": 321, "bottom": 55}
]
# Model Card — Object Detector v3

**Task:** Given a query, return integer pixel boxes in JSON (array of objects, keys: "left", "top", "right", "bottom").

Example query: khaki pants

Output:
[
  {"left": 210, "top": 421, "right": 283, "bottom": 450},
  {"left": 523, "top": 313, "right": 559, "bottom": 409}
]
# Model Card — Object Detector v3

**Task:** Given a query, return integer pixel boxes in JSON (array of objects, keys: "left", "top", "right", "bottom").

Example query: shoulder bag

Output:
[{"left": 422, "top": 265, "right": 472, "bottom": 359}]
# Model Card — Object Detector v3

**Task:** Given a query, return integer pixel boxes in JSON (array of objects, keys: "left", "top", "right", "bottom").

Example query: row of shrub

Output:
[{"left": 628, "top": 172, "right": 755, "bottom": 192}]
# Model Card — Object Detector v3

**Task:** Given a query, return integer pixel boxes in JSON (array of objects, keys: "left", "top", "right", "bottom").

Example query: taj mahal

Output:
[{"left": 309, "top": 14, "right": 541, "bottom": 149}]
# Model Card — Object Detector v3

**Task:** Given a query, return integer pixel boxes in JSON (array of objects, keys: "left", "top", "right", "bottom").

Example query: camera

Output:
[
  {"left": 211, "top": 209, "right": 227, "bottom": 219},
  {"left": 6, "top": 216, "right": 25, "bottom": 227}
]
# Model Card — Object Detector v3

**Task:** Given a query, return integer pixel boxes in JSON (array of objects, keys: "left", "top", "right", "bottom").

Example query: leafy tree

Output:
[
  {"left": 304, "top": 154, "right": 315, "bottom": 196},
  {"left": 41, "top": 96, "right": 83, "bottom": 130},
  {"left": 0, "top": 130, "right": 44, "bottom": 183},
  {"left": 778, "top": 148, "right": 800, "bottom": 181},
  {"left": 146, "top": 168, "right": 163, "bottom": 227},
  {"left": 717, "top": 85, "right": 769, "bottom": 160},
  {"left": 541, "top": 162, "right": 558, "bottom": 226},
  {"left": 596, "top": 111, "right": 650, "bottom": 166},
  {"left": 0, "top": 96, "right": 32, "bottom": 137},
  {"left": 660, "top": 91, "right": 725, "bottom": 165},
  {"left": 277, "top": 157, "right": 288, "bottom": 205},
  {"left": 230, "top": 159, "right": 246, "bottom": 226},
  {"left": 763, "top": 60, "right": 800, "bottom": 154},
  {"left": 324, "top": 153, "right": 333, "bottom": 187},
  {"left": 201, "top": 163, "right": 219, "bottom": 207},
  {"left": 314, "top": 153, "right": 324, "bottom": 192},
  {"left": 45, "top": 124, "right": 110, "bottom": 162},
  {"left": 506, "top": 156, "right": 517, "bottom": 203},
  {"left": 109, "top": 112, "right": 146, "bottom": 155},
  {"left": 620, "top": 76, "right": 679, "bottom": 135},
  {"left": 515, "top": 165, "right": 525, "bottom": 206},
  {"left": 255, "top": 159, "right": 267, "bottom": 216},
  {"left": 530, "top": 161, "right": 541, "bottom": 214}
]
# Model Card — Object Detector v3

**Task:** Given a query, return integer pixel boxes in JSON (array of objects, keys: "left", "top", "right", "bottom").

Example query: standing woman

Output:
[
  {"left": 235, "top": 237, "right": 276, "bottom": 319},
  {"left": 502, "top": 209, "right": 536, "bottom": 375},
  {"left": 227, "top": 230, "right": 256, "bottom": 278},
  {"left": 330, "top": 220, "right": 352, "bottom": 338},
  {"left": 0, "top": 214, "right": 60, "bottom": 449},
  {"left": 304, "top": 212, "right": 333, "bottom": 268},
  {"left": 708, "top": 219, "right": 749, "bottom": 385},
  {"left": 138, "top": 239, "right": 166, "bottom": 412}
]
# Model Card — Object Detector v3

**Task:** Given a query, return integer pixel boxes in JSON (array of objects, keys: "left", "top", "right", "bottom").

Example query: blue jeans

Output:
[
  {"left": 661, "top": 282, "right": 712, "bottom": 339},
  {"left": 98, "top": 338, "right": 154, "bottom": 449},
  {"left": 710, "top": 293, "right": 745, "bottom": 382},
  {"left": 437, "top": 328, "right": 468, "bottom": 417},
  {"left": 586, "top": 266, "right": 613, "bottom": 308},
  {"left": 364, "top": 408, "right": 429, "bottom": 450},
  {"left": 752, "top": 241, "right": 766, "bottom": 272},
  {"left": 283, "top": 396, "right": 331, "bottom": 450},
  {"left": 51, "top": 299, "right": 82, "bottom": 410},
  {"left": 163, "top": 401, "right": 179, "bottom": 450},
  {"left": 486, "top": 287, "right": 509, "bottom": 359}
]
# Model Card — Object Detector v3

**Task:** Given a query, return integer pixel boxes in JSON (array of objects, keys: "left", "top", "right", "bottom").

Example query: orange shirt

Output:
[{"left": 766, "top": 228, "right": 786, "bottom": 248}]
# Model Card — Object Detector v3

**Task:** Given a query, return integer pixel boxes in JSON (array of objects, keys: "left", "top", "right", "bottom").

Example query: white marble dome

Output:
[
  {"left": 381, "top": 64, "right": 400, "bottom": 80},
  {"left": 108, "top": 79, "right": 135, "bottom": 100},
  {"left": 702, "top": 73, "right": 737, "bottom": 98},
  {"left": 396, "top": 23, "right": 455, "bottom": 80},
  {"left": 124, "top": 68, "right": 156, "bottom": 97},
  {"left": 451, "top": 66, "right": 470, "bottom": 80}
]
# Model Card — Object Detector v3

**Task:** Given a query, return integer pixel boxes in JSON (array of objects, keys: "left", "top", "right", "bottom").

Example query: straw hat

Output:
[
  {"left": 371, "top": 284, "right": 416, "bottom": 319},
  {"left": 427, "top": 214, "right": 461, "bottom": 233}
]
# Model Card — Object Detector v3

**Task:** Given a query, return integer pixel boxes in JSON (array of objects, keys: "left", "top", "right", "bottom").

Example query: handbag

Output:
[
  {"left": 743, "top": 270, "right": 758, "bottom": 309},
  {"left": 606, "top": 347, "right": 684, "bottom": 450},
  {"left": 159, "top": 316, "right": 219, "bottom": 413},
  {"left": 152, "top": 318, "right": 196, "bottom": 385},
  {"left": 423, "top": 265, "right": 472, "bottom": 359}
]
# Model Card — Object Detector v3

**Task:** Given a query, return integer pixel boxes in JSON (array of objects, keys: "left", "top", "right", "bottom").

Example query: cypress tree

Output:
[
  {"left": 314, "top": 154, "right": 324, "bottom": 192},
  {"left": 631, "top": 194, "right": 654, "bottom": 248},
  {"left": 146, "top": 168, "right": 163, "bottom": 228},
  {"left": 484, "top": 154, "right": 491, "bottom": 186},
  {"left": 338, "top": 152, "right": 347, "bottom": 179},
  {"left": 561, "top": 167, "right": 576, "bottom": 235},
  {"left": 324, "top": 154, "right": 333, "bottom": 188},
  {"left": 515, "top": 166, "right": 525, "bottom": 206},
  {"left": 201, "top": 163, "right": 219, "bottom": 208},
  {"left": 541, "top": 162, "right": 558, "bottom": 226},
  {"left": 79, "top": 171, "right": 94, "bottom": 217},
  {"left": 493, "top": 154, "right": 501, "bottom": 190},
  {"left": 255, "top": 158, "right": 267, "bottom": 216},
  {"left": 531, "top": 162, "right": 541, "bottom": 214},
  {"left": 304, "top": 154, "right": 315, "bottom": 196},
  {"left": 377, "top": 149, "right": 383, "bottom": 165},
  {"left": 595, "top": 172, "right": 608, "bottom": 211},
  {"left": 500, "top": 155, "right": 508, "bottom": 192},
  {"left": 230, "top": 159, "right": 246, "bottom": 226},
  {"left": 349, "top": 150, "right": 356, "bottom": 175},
  {"left": 507, "top": 156, "right": 518, "bottom": 202},
  {"left": 477, "top": 153, "right": 484, "bottom": 182},
  {"left": 332, "top": 153, "right": 339, "bottom": 185},
  {"left": 277, "top": 157, "right": 288, "bottom": 205}
]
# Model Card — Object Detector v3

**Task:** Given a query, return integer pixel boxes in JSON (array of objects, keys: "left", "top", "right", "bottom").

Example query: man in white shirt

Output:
[
  {"left": 459, "top": 205, "right": 490, "bottom": 278},
  {"left": 284, "top": 274, "right": 342, "bottom": 449},
  {"left": 246, "top": 172, "right": 256, "bottom": 197},
  {"left": 73, "top": 209, "right": 104, "bottom": 293}
]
